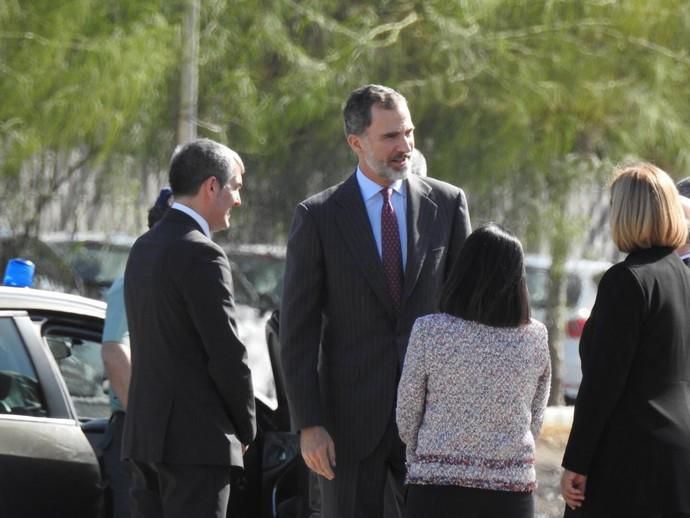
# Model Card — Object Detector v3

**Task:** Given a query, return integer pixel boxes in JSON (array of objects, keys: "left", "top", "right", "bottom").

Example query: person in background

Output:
[
  {"left": 675, "top": 177, "right": 690, "bottom": 265},
  {"left": 280, "top": 84, "right": 471, "bottom": 518},
  {"left": 561, "top": 163, "right": 690, "bottom": 517},
  {"left": 675, "top": 176, "right": 690, "bottom": 198},
  {"left": 100, "top": 187, "right": 173, "bottom": 518},
  {"left": 410, "top": 148, "right": 427, "bottom": 177},
  {"left": 123, "top": 139, "right": 256, "bottom": 518},
  {"left": 397, "top": 223, "right": 551, "bottom": 518}
]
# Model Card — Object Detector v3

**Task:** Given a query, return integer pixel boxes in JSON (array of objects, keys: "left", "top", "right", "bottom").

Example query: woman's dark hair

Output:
[
  {"left": 147, "top": 188, "right": 173, "bottom": 229},
  {"left": 440, "top": 223, "right": 530, "bottom": 327}
]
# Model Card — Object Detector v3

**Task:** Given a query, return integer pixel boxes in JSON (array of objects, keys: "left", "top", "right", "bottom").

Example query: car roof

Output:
[
  {"left": 41, "top": 231, "right": 136, "bottom": 247},
  {"left": 524, "top": 254, "right": 611, "bottom": 273},
  {"left": 0, "top": 286, "right": 106, "bottom": 319}
]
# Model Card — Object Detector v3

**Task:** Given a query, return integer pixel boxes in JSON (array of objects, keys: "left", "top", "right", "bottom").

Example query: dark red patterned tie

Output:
[{"left": 381, "top": 188, "right": 403, "bottom": 309}]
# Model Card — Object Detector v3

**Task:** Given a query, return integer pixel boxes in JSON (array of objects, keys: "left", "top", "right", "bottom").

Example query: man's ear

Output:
[
  {"left": 200, "top": 176, "right": 216, "bottom": 199},
  {"left": 347, "top": 134, "right": 363, "bottom": 155}
]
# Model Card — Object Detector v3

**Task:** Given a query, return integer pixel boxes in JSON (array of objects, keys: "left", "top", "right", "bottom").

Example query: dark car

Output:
[
  {"left": 0, "top": 286, "right": 318, "bottom": 517},
  {"left": 0, "top": 287, "right": 106, "bottom": 516}
]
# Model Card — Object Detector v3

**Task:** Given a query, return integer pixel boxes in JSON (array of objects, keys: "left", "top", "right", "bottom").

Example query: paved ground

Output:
[{"left": 534, "top": 406, "right": 573, "bottom": 518}]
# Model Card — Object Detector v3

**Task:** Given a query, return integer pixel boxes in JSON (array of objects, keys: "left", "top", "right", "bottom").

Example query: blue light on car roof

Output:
[{"left": 3, "top": 258, "right": 35, "bottom": 287}]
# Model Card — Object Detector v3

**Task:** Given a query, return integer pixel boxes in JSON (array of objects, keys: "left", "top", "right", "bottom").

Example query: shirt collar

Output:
[
  {"left": 171, "top": 202, "right": 211, "bottom": 238},
  {"left": 355, "top": 167, "right": 405, "bottom": 201}
]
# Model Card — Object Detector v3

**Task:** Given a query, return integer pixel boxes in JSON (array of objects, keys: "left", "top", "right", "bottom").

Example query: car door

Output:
[
  {"left": 0, "top": 312, "right": 103, "bottom": 517},
  {"left": 27, "top": 310, "right": 111, "bottom": 449}
]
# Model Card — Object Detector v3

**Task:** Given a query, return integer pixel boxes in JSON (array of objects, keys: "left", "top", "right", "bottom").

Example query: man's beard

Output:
[{"left": 363, "top": 150, "right": 411, "bottom": 182}]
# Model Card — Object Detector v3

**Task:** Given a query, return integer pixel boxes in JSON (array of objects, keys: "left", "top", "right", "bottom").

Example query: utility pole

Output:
[{"left": 177, "top": 0, "right": 200, "bottom": 145}]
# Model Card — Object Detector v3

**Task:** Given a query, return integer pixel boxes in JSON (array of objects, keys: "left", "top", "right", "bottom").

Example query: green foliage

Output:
[
  {"left": 0, "top": 1, "right": 178, "bottom": 177},
  {"left": 1, "top": 0, "right": 689, "bottom": 245}
]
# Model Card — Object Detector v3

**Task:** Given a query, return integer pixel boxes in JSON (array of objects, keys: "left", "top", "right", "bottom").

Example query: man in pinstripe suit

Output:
[{"left": 280, "top": 84, "right": 471, "bottom": 518}]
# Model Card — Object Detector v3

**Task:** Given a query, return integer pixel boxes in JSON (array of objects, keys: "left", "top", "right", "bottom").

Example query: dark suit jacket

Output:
[
  {"left": 280, "top": 173, "right": 471, "bottom": 463},
  {"left": 562, "top": 247, "right": 690, "bottom": 515},
  {"left": 123, "top": 209, "right": 256, "bottom": 467}
]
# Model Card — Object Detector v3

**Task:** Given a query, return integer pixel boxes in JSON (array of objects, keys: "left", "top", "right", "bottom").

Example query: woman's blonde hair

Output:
[{"left": 610, "top": 163, "right": 688, "bottom": 253}]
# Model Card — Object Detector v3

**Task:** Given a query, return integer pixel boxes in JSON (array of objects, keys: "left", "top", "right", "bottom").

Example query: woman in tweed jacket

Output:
[{"left": 397, "top": 223, "right": 551, "bottom": 518}]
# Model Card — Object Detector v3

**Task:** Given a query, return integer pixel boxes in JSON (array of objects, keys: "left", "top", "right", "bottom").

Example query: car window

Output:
[
  {"left": 525, "top": 266, "right": 581, "bottom": 309},
  {"left": 51, "top": 241, "right": 131, "bottom": 287},
  {"left": 229, "top": 254, "right": 285, "bottom": 300},
  {"left": 46, "top": 328, "right": 110, "bottom": 420},
  {"left": 565, "top": 275, "right": 582, "bottom": 308},
  {"left": 0, "top": 318, "right": 48, "bottom": 417},
  {"left": 525, "top": 267, "right": 549, "bottom": 309},
  {"left": 230, "top": 266, "right": 260, "bottom": 307}
]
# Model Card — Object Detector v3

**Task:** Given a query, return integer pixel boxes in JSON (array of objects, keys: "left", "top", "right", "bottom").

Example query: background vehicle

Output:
[
  {"left": 224, "top": 243, "right": 286, "bottom": 311},
  {"left": 525, "top": 254, "right": 611, "bottom": 403}
]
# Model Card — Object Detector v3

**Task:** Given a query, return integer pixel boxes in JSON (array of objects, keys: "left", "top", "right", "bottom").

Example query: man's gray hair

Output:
[
  {"left": 343, "top": 84, "right": 407, "bottom": 136},
  {"left": 169, "top": 138, "right": 242, "bottom": 197}
]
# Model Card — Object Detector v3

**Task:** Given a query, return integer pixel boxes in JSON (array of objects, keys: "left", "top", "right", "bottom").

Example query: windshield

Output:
[
  {"left": 51, "top": 241, "right": 130, "bottom": 287},
  {"left": 228, "top": 253, "right": 285, "bottom": 301}
]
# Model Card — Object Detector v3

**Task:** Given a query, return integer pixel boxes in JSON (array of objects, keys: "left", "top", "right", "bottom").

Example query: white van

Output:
[{"left": 525, "top": 255, "right": 611, "bottom": 403}]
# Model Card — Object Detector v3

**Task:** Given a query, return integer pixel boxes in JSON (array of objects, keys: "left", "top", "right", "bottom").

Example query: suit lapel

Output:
[
  {"left": 334, "top": 174, "right": 397, "bottom": 318},
  {"left": 403, "top": 175, "right": 437, "bottom": 304}
]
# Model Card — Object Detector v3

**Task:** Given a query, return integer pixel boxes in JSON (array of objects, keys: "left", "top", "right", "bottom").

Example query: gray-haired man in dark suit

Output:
[
  {"left": 280, "top": 84, "right": 472, "bottom": 518},
  {"left": 123, "top": 139, "right": 256, "bottom": 518}
]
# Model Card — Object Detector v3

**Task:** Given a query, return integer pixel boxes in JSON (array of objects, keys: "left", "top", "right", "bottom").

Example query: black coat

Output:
[
  {"left": 563, "top": 247, "right": 690, "bottom": 515},
  {"left": 123, "top": 209, "right": 256, "bottom": 467},
  {"left": 279, "top": 173, "right": 471, "bottom": 464}
]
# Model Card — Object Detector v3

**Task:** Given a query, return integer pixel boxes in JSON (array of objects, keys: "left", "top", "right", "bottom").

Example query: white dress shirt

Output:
[{"left": 171, "top": 202, "right": 210, "bottom": 238}]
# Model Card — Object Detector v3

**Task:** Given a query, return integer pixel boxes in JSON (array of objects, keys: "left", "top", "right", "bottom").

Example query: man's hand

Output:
[
  {"left": 300, "top": 426, "right": 336, "bottom": 480},
  {"left": 561, "top": 469, "right": 587, "bottom": 510}
]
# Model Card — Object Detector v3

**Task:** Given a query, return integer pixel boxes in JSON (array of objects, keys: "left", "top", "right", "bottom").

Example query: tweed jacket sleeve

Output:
[
  {"left": 396, "top": 317, "right": 430, "bottom": 457},
  {"left": 530, "top": 327, "right": 551, "bottom": 439}
]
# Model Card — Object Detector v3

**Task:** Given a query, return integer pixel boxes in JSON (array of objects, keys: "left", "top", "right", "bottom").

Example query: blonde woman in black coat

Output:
[{"left": 561, "top": 163, "right": 690, "bottom": 518}]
